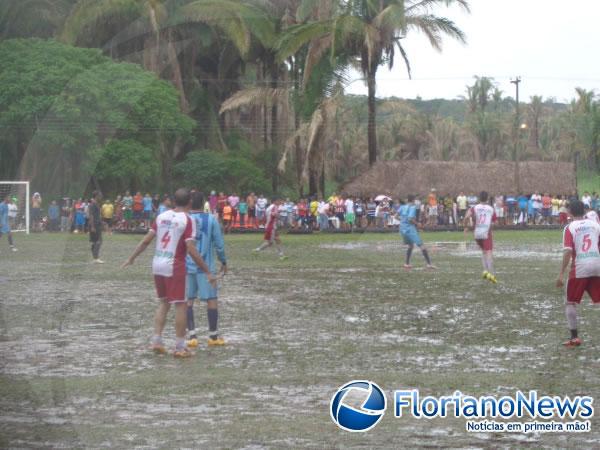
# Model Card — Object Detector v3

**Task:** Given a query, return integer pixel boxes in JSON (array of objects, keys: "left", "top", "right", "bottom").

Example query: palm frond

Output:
[
  {"left": 302, "top": 34, "right": 333, "bottom": 89},
  {"left": 406, "top": 0, "right": 471, "bottom": 15},
  {"left": 406, "top": 14, "right": 465, "bottom": 51},
  {"left": 275, "top": 21, "right": 332, "bottom": 62},
  {"left": 219, "top": 87, "right": 289, "bottom": 115}
]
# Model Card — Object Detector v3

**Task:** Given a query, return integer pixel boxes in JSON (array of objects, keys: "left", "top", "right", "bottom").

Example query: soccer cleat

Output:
[
  {"left": 10, "top": 247, "right": 17, "bottom": 252},
  {"left": 151, "top": 344, "right": 167, "bottom": 354},
  {"left": 488, "top": 274, "right": 498, "bottom": 284},
  {"left": 186, "top": 338, "right": 199, "bottom": 348},
  {"left": 403, "top": 264, "right": 412, "bottom": 270},
  {"left": 93, "top": 259, "right": 105, "bottom": 264},
  {"left": 482, "top": 271, "right": 490, "bottom": 280},
  {"left": 563, "top": 337, "right": 582, "bottom": 347},
  {"left": 279, "top": 255, "right": 288, "bottom": 261},
  {"left": 208, "top": 337, "right": 226, "bottom": 346},
  {"left": 426, "top": 264, "right": 437, "bottom": 270},
  {"left": 173, "top": 348, "right": 193, "bottom": 358}
]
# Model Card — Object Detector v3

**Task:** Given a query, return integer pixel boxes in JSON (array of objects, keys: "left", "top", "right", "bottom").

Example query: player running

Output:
[
  {"left": 464, "top": 191, "right": 497, "bottom": 283},
  {"left": 0, "top": 194, "right": 17, "bottom": 252},
  {"left": 254, "top": 197, "right": 286, "bottom": 259},
  {"left": 397, "top": 195, "right": 435, "bottom": 270},
  {"left": 122, "top": 188, "right": 216, "bottom": 358},
  {"left": 185, "top": 191, "right": 228, "bottom": 348},
  {"left": 556, "top": 200, "right": 600, "bottom": 347}
]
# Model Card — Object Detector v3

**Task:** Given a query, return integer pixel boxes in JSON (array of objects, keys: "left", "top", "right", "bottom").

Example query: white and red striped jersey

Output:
[
  {"left": 471, "top": 204, "right": 496, "bottom": 240},
  {"left": 584, "top": 210, "right": 600, "bottom": 224},
  {"left": 563, "top": 218, "right": 600, "bottom": 279},
  {"left": 151, "top": 210, "right": 195, "bottom": 277},
  {"left": 265, "top": 204, "right": 279, "bottom": 231}
]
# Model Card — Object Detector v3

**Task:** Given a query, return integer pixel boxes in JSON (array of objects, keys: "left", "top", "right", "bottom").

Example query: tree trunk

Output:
[
  {"left": 270, "top": 59, "right": 279, "bottom": 193},
  {"left": 367, "top": 71, "right": 378, "bottom": 166},
  {"left": 165, "top": 30, "right": 189, "bottom": 114},
  {"left": 292, "top": 57, "right": 303, "bottom": 197}
]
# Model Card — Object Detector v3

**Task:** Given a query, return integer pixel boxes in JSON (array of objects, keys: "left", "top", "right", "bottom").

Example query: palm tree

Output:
[
  {"left": 277, "top": 0, "right": 469, "bottom": 166},
  {"left": 0, "top": 0, "right": 75, "bottom": 39}
]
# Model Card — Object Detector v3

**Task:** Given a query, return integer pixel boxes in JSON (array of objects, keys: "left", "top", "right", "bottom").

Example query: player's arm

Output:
[
  {"left": 212, "top": 219, "right": 228, "bottom": 275},
  {"left": 185, "top": 241, "right": 218, "bottom": 286},
  {"left": 556, "top": 248, "right": 572, "bottom": 288},
  {"left": 122, "top": 230, "right": 155, "bottom": 268}
]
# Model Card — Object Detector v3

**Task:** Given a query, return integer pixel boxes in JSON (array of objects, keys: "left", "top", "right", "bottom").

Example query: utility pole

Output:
[{"left": 511, "top": 77, "right": 522, "bottom": 193}]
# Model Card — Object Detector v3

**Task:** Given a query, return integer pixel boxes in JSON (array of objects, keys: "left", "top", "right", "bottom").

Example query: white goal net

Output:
[{"left": 0, "top": 181, "right": 30, "bottom": 233}]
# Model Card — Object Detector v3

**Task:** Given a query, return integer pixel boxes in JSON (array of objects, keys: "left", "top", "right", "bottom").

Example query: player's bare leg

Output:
[
  {"left": 564, "top": 303, "right": 582, "bottom": 347},
  {"left": 254, "top": 240, "right": 271, "bottom": 252},
  {"left": 275, "top": 236, "right": 286, "bottom": 259},
  {"left": 174, "top": 302, "right": 192, "bottom": 357},
  {"left": 404, "top": 244, "right": 414, "bottom": 269},
  {"left": 152, "top": 299, "right": 170, "bottom": 353}
]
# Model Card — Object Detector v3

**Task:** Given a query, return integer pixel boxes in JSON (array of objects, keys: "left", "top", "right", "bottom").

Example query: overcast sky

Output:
[{"left": 345, "top": 0, "right": 600, "bottom": 103}]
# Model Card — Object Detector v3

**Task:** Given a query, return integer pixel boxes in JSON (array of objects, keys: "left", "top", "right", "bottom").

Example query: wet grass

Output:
[{"left": 1, "top": 230, "right": 600, "bottom": 448}]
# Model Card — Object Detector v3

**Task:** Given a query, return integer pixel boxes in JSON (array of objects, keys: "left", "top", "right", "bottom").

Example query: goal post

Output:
[{"left": 0, "top": 181, "right": 30, "bottom": 234}]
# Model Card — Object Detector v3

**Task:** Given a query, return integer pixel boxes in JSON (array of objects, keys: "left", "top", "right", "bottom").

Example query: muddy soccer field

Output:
[{"left": 1, "top": 230, "right": 599, "bottom": 448}]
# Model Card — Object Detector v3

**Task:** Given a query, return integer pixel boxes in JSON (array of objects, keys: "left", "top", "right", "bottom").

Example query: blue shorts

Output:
[
  {"left": 400, "top": 227, "right": 423, "bottom": 246},
  {"left": 186, "top": 273, "right": 218, "bottom": 301}
]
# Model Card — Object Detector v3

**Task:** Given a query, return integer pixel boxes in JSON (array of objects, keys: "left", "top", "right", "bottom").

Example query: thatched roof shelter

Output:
[{"left": 341, "top": 161, "right": 577, "bottom": 198}]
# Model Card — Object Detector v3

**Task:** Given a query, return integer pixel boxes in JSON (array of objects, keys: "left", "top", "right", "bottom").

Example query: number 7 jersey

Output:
[
  {"left": 151, "top": 210, "right": 196, "bottom": 277},
  {"left": 563, "top": 218, "right": 600, "bottom": 279}
]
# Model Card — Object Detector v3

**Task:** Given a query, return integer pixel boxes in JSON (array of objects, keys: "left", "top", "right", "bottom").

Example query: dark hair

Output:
[
  {"left": 92, "top": 190, "right": 101, "bottom": 199},
  {"left": 191, "top": 191, "right": 205, "bottom": 210},
  {"left": 569, "top": 200, "right": 584, "bottom": 217},
  {"left": 479, "top": 191, "right": 489, "bottom": 203},
  {"left": 407, "top": 194, "right": 416, "bottom": 203},
  {"left": 174, "top": 188, "right": 191, "bottom": 207}
]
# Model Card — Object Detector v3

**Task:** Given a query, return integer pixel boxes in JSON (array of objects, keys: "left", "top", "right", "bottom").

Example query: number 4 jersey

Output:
[
  {"left": 563, "top": 218, "right": 600, "bottom": 279},
  {"left": 151, "top": 210, "right": 196, "bottom": 277}
]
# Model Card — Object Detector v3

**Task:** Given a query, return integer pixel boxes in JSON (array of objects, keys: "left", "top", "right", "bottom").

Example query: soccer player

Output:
[
  {"left": 254, "top": 197, "right": 286, "bottom": 259},
  {"left": 185, "top": 192, "right": 227, "bottom": 348},
  {"left": 556, "top": 200, "right": 600, "bottom": 347},
  {"left": 122, "top": 188, "right": 216, "bottom": 358},
  {"left": 397, "top": 195, "right": 435, "bottom": 270},
  {"left": 464, "top": 191, "right": 497, "bottom": 283},
  {"left": 0, "top": 195, "right": 17, "bottom": 252},
  {"left": 89, "top": 191, "right": 104, "bottom": 263}
]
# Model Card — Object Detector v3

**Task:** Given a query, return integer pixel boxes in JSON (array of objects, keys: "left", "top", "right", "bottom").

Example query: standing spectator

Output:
[
  {"left": 101, "top": 198, "right": 114, "bottom": 233},
  {"left": 355, "top": 198, "right": 365, "bottom": 228},
  {"left": 152, "top": 194, "right": 160, "bottom": 217},
  {"left": 31, "top": 192, "right": 42, "bottom": 232},
  {"left": 517, "top": 193, "right": 528, "bottom": 225},
  {"left": 344, "top": 196, "right": 355, "bottom": 230},
  {"left": 527, "top": 195, "right": 536, "bottom": 225},
  {"left": 133, "top": 191, "right": 144, "bottom": 227},
  {"left": 209, "top": 191, "right": 218, "bottom": 214},
  {"left": 334, "top": 196, "right": 346, "bottom": 229},
  {"left": 60, "top": 198, "right": 71, "bottom": 232},
  {"left": 552, "top": 194, "right": 561, "bottom": 224},
  {"left": 48, "top": 200, "right": 60, "bottom": 231},
  {"left": 309, "top": 197, "right": 319, "bottom": 230},
  {"left": 444, "top": 195, "right": 454, "bottom": 226},
  {"left": 73, "top": 198, "right": 85, "bottom": 233},
  {"left": 427, "top": 189, "right": 438, "bottom": 227},
  {"left": 256, "top": 194, "right": 267, "bottom": 227},
  {"left": 113, "top": 195, "right": 123, "bottom": 230},
  {"left": 542, "top": 193, "right": 552, "bottom": 224},
  {"left": 494, "top": 195, "right": 505, "bottom": 226},
  {"left": 227, "top": 192, "right": 240, "bottom": 226},
  {"left": 456, "top": 192, "right": 468, "bottom": 225},
  {"left": 279, "top": 198, "right": 291, "bottom": 228},
  {"left": 317, "top": 198, "right": 329, "bottom": 230},
  {"left": 366, "top": 198, "right": 376, "bottom": 227},
  {"left": 238, "top": 197, "right": 248, "bottom": 228},
  {"left": 592, "top": 192, "right": 600, "bottom": 212},
  {"left": 222, "top": 201, "right": 233, "bottom": 233},
  {"left": 217, "top": 192, "right": 227, "bottom": 223},
  {"left": 581, "top": 191, "right": 592, "bottom": 209},
  {"left": 467, "top": 193, "right": 478, "bottom": 209},
  {"left": 559, "top": 196, "right": 569, "bottom": 225},
  {"left": 122, "top": 191, "right": 133, "bottom": 231},
  {"left": 246, "top": 192, "right": 257, "bottom": 228},
  {"left": 506, "top": 194, "right": 517, "bottom": 224},
  {"left": 143, "top": 193, "right": 153, "bottom": 228},
  {"left": 89, "top": 191, "right": 104, "bottom": 264},
  {"left": 531, "top": 192, "right": 542, "bottom": 223}
]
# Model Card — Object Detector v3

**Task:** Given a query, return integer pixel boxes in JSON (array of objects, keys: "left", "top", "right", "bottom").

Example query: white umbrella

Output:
[{"left": 375, "top": 195, "right": 391, "bottom": 202}]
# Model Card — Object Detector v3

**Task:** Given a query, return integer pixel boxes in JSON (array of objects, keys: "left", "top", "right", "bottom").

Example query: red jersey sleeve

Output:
[
  {"left": 563, "top": 226, "right": 574, "bottom": 251},
  {"left": 183, "top": 215, "right": 196, "bottom": 241}
]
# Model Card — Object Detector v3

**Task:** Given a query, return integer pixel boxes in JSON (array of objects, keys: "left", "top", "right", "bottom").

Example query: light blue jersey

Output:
[
  {"left": 143, "top": 196, "right": 153, "bottom": 211},
  {"left": 0, "top": 202, "right": 9, "bottom": 233},
  {"left": 186, "top": 211, "right": 226, "bottom": 275},
  {"left": 398, "top": 204, "right": 417, "bottom": 232}
]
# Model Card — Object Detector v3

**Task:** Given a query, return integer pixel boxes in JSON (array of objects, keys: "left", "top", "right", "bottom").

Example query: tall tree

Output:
[{"left": 277, "top": 0, "right": 468, "bottom": 166}]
